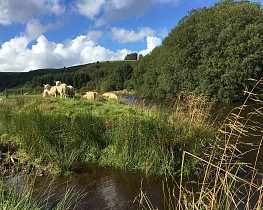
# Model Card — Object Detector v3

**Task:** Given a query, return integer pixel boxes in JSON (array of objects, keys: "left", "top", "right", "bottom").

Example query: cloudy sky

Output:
[{"left": 0, "top": 0, "right": 262, "bottom": 72}]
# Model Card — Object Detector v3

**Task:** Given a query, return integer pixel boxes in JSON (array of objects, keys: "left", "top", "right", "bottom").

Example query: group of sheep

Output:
[
  {"left": 83, "top": 91, "right": 118, "bottom": 100},
  {"left": 43, "top": 81, "right": 118, "bottom": 100},
  {"left": 43, "top": 81, "right": 75, "bottom": 98}
]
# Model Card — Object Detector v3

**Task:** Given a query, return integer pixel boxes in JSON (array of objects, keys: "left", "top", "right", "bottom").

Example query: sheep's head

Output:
[
  {"left": 55, "top": 81, "right": 61, "bottom": 86},
  {"left": 43, "top": 84, "right": 51, "bottom": 90}
]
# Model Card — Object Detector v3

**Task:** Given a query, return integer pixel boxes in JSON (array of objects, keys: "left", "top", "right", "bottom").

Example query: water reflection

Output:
[{"left": 33, "top": 165, "right": 164, "bottom": 210}]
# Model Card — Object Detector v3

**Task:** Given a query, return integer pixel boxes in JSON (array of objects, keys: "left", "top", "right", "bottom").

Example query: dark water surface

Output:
[
  {"left": 33, "top": 165, "right": 165, "bottom": 210},
  {"left": 31, "top": 97, "right": 263, "bottom": 209}
]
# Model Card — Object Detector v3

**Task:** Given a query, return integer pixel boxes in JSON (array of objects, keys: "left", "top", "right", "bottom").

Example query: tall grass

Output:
[
  {"left": 0, "top": 174, "right": 84, "bottom": 210},
  {"left": 135, "top": 78, "right": 263, "bottom": 209},
  {"left": 0, "top": 95, "right": 214, "bottom": 176}
]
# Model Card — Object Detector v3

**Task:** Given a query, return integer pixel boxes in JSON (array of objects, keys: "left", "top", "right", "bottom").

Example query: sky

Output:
[{"left": 0, "top": 0, "right": 262, "bottom": 72}]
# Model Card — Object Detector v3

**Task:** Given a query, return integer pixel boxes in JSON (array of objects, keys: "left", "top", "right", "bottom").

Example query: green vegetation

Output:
[
  {"left": 85, "top": 63, "right": 134, "bottom": 93},
  {"left": 132, "top": 0, "right": 263, "bottom": 102},
  {"left": 135, "top": 78, "right": 263, "bottom": 209},
  {"left": 0, "top": 61, "right": 138, "bottom": 92},
  {"left": 124, "top": 53, "right": 138, "bottom": 60},
  {"left": 0, "top": 175, "right": 83, "bottom": 210},
  {"left": 0, "top": 95, "right": 214, "bottom": 176}
]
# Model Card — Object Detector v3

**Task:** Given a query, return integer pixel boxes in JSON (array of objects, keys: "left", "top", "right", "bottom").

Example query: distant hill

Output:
[{"left": 0, "top": 60, "right": 138, "bottom": 91}]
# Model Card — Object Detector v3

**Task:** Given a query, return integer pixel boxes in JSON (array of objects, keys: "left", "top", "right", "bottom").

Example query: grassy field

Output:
[{"left": 0, "top": 94, "right": 215, "bottom": 176}]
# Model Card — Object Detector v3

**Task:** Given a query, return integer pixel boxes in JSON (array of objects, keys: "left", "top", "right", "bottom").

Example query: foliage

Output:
[
  {"left": 27, "top": 72, "right": 90, "bottom": 89},
  {"left": 132, "top": 0, "right": 263, "bottom": 102},
  {"left": 124, "top": 53, "right": 138, "bottom": 60},
  {"left": 0, "top": 176, "right": 83, "bottom": 209},
  {"left": 85, "top": 63, "right": 134, "bottom": 93},
  {"left": 0, "top": 61, "right": 138, "bottom": 92},
  {"left": 136, "top": 78, "right": 263, "bottom": 209}
]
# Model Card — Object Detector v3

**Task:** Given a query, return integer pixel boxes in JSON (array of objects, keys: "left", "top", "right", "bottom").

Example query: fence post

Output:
[{"left": 5, "top": 88, "right": 8, "bottom": 99}]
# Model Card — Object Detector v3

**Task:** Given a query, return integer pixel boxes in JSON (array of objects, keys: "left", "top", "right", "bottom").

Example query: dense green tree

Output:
[
  {"left": 124, "top": 53, "right": 138, "bottom": 60},
  {"left": 108, "top": 63, "right": 134, "bottom": 90},
  {"left": 132, "top": 0, "right": 263, "bottom": 102}
]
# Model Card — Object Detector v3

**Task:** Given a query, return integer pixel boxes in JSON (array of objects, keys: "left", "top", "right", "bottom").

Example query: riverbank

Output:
[
  {"left": 1, "top": 88, "right": 263, "bottom": 209},
  {"left": 0, "top": 95, "right": 215, "bottom": 177}
]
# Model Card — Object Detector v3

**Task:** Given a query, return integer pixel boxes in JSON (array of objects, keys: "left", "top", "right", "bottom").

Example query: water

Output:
[{"left": 33, "top": 165, "right": 165, "bottom": 210}]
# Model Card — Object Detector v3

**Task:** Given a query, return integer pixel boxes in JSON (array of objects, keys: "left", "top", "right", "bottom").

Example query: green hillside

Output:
[{"left": 0, "top": 60, "right": 138, "bottom": 92}]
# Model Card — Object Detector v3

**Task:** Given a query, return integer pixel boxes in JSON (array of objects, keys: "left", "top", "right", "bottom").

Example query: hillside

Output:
[{"left": 0, "top": 60, "right": 138, "bottom": 91}]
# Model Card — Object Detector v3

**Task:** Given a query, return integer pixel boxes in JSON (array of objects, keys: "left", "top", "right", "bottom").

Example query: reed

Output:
[
  {"left": 0, "top": 174, "right": 84, "bottom": 210},
  {"left": 135, "top": 78, "right": 263, "bottom": 209}
]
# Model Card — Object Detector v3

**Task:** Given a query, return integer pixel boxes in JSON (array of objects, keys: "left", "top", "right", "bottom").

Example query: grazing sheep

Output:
[
  {"left": 49, "top": 86, "right": 58, "bottom": 97},
  {"left": 43, "top": 84, "right": 51, "bottom": 90},
  {"left": 83, "top": 91, "right": 97, "bottom": 100},
  {"left": 55, "top": 81, "right": 61, "bottom": 86},
  {"left": 43, "top": 84, "right": 58, "bottom": 97},
  {"left": 55, "top": 81, "right": 68, "bottom": 98},
  {"left": 67, "top": 85, "right": 75, "bottom": 98},
  {"left": 102, "top": 92, "right": 118, "bottom": 100},
  {"left": 43, "top": 89, "right": 49, "bottom": 97}
]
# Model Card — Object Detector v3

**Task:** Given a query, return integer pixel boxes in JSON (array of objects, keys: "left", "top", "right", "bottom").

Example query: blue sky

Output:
[{"left": 0, "top": 0, "right": 262, "bottom": 72}]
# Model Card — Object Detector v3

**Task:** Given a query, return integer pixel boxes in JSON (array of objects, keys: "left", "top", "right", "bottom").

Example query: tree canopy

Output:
[{"left": 132, "top": 0, "right": 263, "bottom": 102}]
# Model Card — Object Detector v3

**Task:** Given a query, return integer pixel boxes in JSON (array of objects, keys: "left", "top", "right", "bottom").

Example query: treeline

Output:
[
  {"left": 0, "top": 61, "right": 137, "bottom": 92},
  {"left": 23, "top": 63, "right": 134, "bottom": 93},
  {"left": 25, "top": 72, "right": 90, "bottom": 89},
  {"left": 132, "top": 0, "right": 263, "bottom": 102},
  {"left": 85, "top": 63, "right": 133, "bottom": 92}
]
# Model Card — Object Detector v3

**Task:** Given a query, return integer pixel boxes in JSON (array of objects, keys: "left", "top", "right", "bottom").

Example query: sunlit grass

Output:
[
  {"left": 135, "top": 78, "right": 263, "bottom": 209},
  {"left": 0, "top": 94, "right": 215, "bottom": 176}
]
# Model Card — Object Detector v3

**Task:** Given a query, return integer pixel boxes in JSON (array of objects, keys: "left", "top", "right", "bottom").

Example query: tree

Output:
[
  {"left": 132, "top": 0, "right": 263, "bottom": 102},
  {"left": 124, "top": 53, "right": 138, "bottom": 60}
]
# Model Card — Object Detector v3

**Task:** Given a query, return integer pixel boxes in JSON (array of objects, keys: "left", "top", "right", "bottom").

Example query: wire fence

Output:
[{"left": 0, "top": 88, "right": 43, "bottom": 98}]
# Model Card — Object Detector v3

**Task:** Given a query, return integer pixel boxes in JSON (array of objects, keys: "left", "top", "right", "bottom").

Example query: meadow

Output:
[{"left": 0, "top": 94, "right": 215, "bottom": 176}]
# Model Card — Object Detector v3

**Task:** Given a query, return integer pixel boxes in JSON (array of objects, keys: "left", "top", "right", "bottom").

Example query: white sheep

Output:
[
  {"left": 43, "top": 89, "right": 49, "bottom": 97},
  {"left": 43, "top": 84, "right": 51, "bottom": 90},
  {"left": 102, "top": 92, "right": 118, "bottom": 100},
  {"left": 43, "top": 84, "right": 58, "bottom": 97},
  {"left": 55, "top": 81, "right": 68, "bottom": 98},
  {"left": 83, "top": 91, "right": 97, "bottom": 100},
  {"left": 55, "top": 81, "right": 61, "bottom": 86}
]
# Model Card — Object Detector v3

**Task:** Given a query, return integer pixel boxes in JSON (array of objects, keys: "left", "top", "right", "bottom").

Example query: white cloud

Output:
[
  {"left": 0, "top": 33, "right": 131, "bottom": 72},
  {"left": 139, "top": 36, "right": 162, "bottom": 56},
  {"left": 75, "top": 0, "right": 105, "bottom": 19},
  {"left": 0, "top": 0, "right": 65, "bottom": 25},
  {"left": 111, "top": 27, "right": 155, "bottom": 43},
  {"left": 74, "top": 0, "right": 182, "bottom": 25},
  {"left": 25, "top": 19, "right": 62, "bottom": 40}
]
